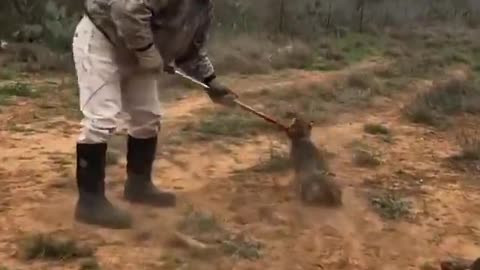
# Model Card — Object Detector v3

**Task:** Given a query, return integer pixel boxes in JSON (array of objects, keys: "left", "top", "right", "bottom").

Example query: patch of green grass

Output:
[
  {"left": 335, "top": 87, "right": 377, "bottom": 106},
  {"left": 333, "top": 32, "right": 386, "bottom": 63},
  {"left": 474, "top": 64, "right": 480, "bottom": 74},
  {"left": 245, "top": 82, "right": 351, "bottom": 123},
  {"left": 159, "top": 254, "right": 188, "bottom": 269},
  {"left": 384, "top": 31, "right": 480, "bottom": 78},
  {"left": 404, "top": 103, "right": 440, "bottom": 126},
  {"left": 250, "top": 146, "right": 290, "bottom": 173},
  {"left": 370, "top": 192, "right": 411, "bottom": 220},
  {"left": 310, "top": 57, "right": 344, "bottom": 71},
  {"left": 363, "top": 123, "right": 390, "bottom": 135},
  {"left": 311, "top": 46, "right": 346, "bottom": 71},
  {"left": 0, "top": 82, "right": 39, "bottom": 97},
  {"left": 439, "top": 47, "right": 471, "bottom": 65},
  {"left": 0, "top": 68, "right": 16, "bottom": 80},
  {"left": 353, "top": 149, "right": 381, "bottom": 167},
  {"left": 0, "top": 82, "right": 41, "bottom": 106},
  {"left": 276, "top": 88, "right": 332, "bottom": 122},
  {"left": 311, "top": 32, "right": 387, "bottom": 71},
  {"left": 211, "top": 34, "right": 314, "bottom": 75},
  {"left": 221, "top": 234, "right": 263, "bottom": 260},
  {"left": 0, "top": 94, "right": 13, "bottom": 105},
  {"left": 6, "top": 123, "right": 36, "bottom": 133},
  {"left": 383, "top": 46, "right": 405, "bottom": 58},
  {"left": 79, "top": 258, "right": 101, "bottom": 270},
  {"left": 186, "top": 109, "right": 270, "bottom": 140},
  {"left": 347, "top": 71, "right": 381, "bottom": 91},
  {"left": 384, "top": 77, "right": 411, "bottom": 91},
  {"left": 472, "top": 48, "right": 480, "bottom": 73},
  {"left": 176, "top": 206, "right": 263, "bottom": 260},
  {"left": 405, "top": 77, "right": 480, "bottom": 127},
  {"left": 244, "top": 71, "right": 392, "bottom": 127},
  {"left": 351, "top": 142, "right": 381, "bottom": 168},
  {"left": 336, "top": 70, "right": 389, "bottom": 106},
  {"left": 177, "top": 207, "right": 224, "bottom": 238},
  {"left": 18, "top": 233, "right": 94, "bottom": 261},
  {"left": 391, "top": 47, "right": 457, "bottom": 79},
  {"left": 373, "top": 64, "right": 400, "bottom": 78}
]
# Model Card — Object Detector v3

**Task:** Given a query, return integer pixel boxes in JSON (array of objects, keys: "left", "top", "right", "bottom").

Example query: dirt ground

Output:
[{"left": 1, "top": 58, "right": 480, "bottom": 270}]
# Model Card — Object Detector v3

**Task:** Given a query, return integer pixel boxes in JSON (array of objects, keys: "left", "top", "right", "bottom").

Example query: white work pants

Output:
[{"left": 72, "top": 16, "right": 162, "bottom": 144}]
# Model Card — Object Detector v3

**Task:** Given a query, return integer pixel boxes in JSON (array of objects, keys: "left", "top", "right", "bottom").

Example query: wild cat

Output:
[{"left": 286, "top": 116, "right": 342, "bottom": 206}]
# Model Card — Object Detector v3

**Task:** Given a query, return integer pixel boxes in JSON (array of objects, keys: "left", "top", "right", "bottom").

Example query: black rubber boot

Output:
[
  {"left": 124, "top": 135, "right": 176, "bottom": 207},
  {"left": 74, "top": 143, "right": 132, "bottom": 229}
]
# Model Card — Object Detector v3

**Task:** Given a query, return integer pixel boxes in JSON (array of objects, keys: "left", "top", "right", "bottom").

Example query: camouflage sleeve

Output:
[
  {"left": 176, "top": 3, "right": 215, "bottom": 82},
  {"left": 110, "top": 0, "right": 168, "bottom": 51}
]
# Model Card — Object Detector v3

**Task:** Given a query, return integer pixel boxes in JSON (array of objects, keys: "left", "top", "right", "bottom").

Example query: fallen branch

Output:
[{"left": 173, "top": 231, "right": 209, "bottom": 251}]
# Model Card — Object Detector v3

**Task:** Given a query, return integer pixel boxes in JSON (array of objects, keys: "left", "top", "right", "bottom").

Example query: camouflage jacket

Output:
[{"left": 84, "top": 0, "right": 215, "bottom": 81}]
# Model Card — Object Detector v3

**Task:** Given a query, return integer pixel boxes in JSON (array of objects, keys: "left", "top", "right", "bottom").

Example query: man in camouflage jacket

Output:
[{"left": 73, "top": 0, "right": 236, "bottom": 229}]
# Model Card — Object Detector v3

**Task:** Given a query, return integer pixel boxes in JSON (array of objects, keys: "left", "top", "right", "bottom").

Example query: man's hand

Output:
[
  {"left": 205, "top": 79, "right": 238, "bottom": 107},
  {"left": 163, "top": 64, "right": 175, "bottom": 74}
]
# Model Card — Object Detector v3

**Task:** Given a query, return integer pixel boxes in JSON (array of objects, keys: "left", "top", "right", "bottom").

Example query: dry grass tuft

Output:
[
  {"left": 210, "top": 34, "right": 314, "bottom": 75},
  {"left": 405, "top": 73, "right": 480, "bottom": 127}
]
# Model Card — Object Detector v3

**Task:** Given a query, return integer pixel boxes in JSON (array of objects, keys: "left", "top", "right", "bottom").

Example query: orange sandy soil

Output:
[{"left": 0, "top": 60, "right": 479, "bottom": 270}]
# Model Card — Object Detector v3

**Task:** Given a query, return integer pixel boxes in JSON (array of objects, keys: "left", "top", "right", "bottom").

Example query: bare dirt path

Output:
[{"left": 0, "top": 60, "right": 479, "bottom": 270}]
